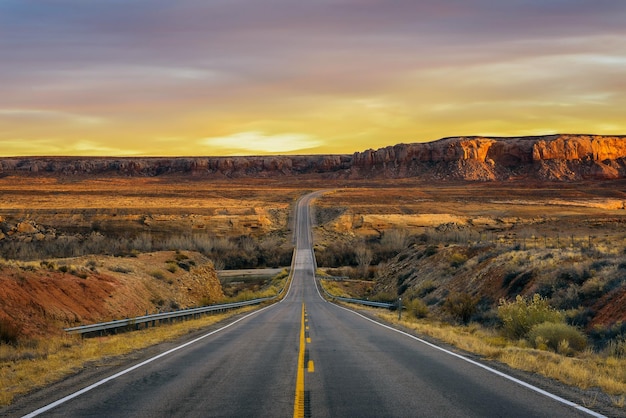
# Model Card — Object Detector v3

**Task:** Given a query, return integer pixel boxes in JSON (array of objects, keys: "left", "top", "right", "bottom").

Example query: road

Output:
[{"left": 15, "top": 191, "right": 603, "bottom": 417}]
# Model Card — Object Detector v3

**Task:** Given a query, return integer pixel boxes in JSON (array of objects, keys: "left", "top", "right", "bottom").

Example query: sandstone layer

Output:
[{"left": 1, "top": 134, "right": 626, "bottom": 181}]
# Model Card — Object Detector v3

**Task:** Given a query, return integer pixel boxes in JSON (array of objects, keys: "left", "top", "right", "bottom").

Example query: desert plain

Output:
[
  {"left": 1, "top": 174, "right": 625, "bottom": 336},
  {"left": 1, "top": 135, "right": 626, "bottom": 412}
]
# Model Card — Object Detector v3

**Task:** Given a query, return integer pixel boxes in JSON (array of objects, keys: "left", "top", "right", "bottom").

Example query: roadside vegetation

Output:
[
  {"left": 373, "top": 308, "right": 626, "bottom": 409},
  {"left": 0, "top": 306, "right": 257, "bottom": 407},
  {"left": 0, "top": 232, "right": 293, "bottom": 270},
  {"left": 221, "top": 269, "right": 290, "bottom": 302},
  {"left": 0, "top": 266, "right": 290, "bottom": 407},
  {"left": 316, "top": 226, "right": 626, "bottom": 408}
]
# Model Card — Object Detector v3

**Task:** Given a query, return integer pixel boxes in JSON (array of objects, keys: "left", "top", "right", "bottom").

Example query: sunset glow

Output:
[{"left": 1, "top": 1, "right": 625, "bottom": 156}]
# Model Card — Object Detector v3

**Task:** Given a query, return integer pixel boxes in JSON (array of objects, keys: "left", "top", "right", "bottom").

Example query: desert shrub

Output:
[
  {"left": 448, "top": 252, "right": 468, "bottom": 268},
  {"left": 166, "top": 263, "right": 178, "bottom": 273},
  {"left": 174, "top": 251, "right": 189, "bottom": 261},
  {"left": 528, "top": 322, "right": 587, "bottom": 354},
  {"left": 558, "top": 267, "right": 590, "bottom": 286},
  {"left": 590, "top": 259, "right": 612, "bottom": 271},
  {"left": 380, "top": 229, "right": 410, "bottom": 253},
  {"left": 109, "top": 265, "right": 132, "bottom": 274},
  {"left": 603, "top": 337, "right": 626, "bottom": 359},
  {"left": 589, "top": 322, "right": 626, "bottom": 350},
  {"left": 423, "top": 245, "right": 438, "bottom": 257},
  {"left": 502, "top": 271, "right": 520, "bottom": 287},
  {"left": 497, "top": 294, "right": 563, "bottom": 340},
  {"left": 443, "top": 292, "right": 479, "bottom": 325},
  {"left": 315, "top": 241, "right": 357, "bottom": 267},
  {"left": 578, "top": 277, "right": 604, "bottom": 300},
  {"left": 503, "top": 271, "right": 534, "bottom": 297},
  {"left": 396, "top": 271, "right": 412, "bottom": 287},
  {"left": 552, "top": 284, "right": 581, "bottom": 310},
  {"left": 0, "top": 316, "right": 21, "bottom": 345},
  {"left": 415, "top": 280, "right": 437, "bottom": 298},
  {"left": 150, "top": 270, "right": 166, "bottom": 281},
  {"left": 71, "top": 270, "right": 88, "bottom": 279},
  {"left": 370, "top": 292, "right": 397, "bottom": 303},
  {"left": 566, "top": 307, "right": 594, "bottom": 328},
  {"left": 406, "top": 298, "right": 429, "bottom": 319}
]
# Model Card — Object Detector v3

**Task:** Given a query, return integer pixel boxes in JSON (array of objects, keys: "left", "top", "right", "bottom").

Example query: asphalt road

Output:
[{"left": 15, "top": 191, "right": 604, "bottom": 417}]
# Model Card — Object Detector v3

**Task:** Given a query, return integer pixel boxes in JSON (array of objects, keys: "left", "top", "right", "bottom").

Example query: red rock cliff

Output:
[{"left": 1, "top": 134, "right": 625, "bottom": 181}]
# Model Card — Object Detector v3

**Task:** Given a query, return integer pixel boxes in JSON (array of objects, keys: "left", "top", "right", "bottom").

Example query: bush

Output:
[
  {"left": 109, "top": 265, "right": 132, "bottom": 274},
  {"left": 443, "top": 293, "right": 479, "bottom": 325},
  {"left": 448, "top": 252, "right": 468, "bottom": 268},
  {"left": 370, "top": 292, "right": 397, "bottom": 303},
  {"left": 415, "top": 280, "right": 437, "bottom": 298},
  {"left": 406, "top": 299, "right": 429, "bottom": 319},
  {"left": 528, "top": 322, "right": 587, "bottom": 354},
  {"left": 150, "top": 270, "right": 166, "bottom": 281},
  {"left": 498, "top": 294, "right": 563, "bottom": 340},
  {"left": 604, "top": 337, "right": 626, "bottom": 359},
  {"left": 0, "top": 316, "right": 21, "bottom": 345},
  {"left": 423, "top": 245, "right": 438, "bottom": 257}
]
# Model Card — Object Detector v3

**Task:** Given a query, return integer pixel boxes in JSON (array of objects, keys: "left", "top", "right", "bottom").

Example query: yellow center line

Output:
[
  {"left": 307, "top": 360, "right": 315, "bottom": 373},
  {"left": 294, "top": 303, "right": 306, "bottom": 418}
]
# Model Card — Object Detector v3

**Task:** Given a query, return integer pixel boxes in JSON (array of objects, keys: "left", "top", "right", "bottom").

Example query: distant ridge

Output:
[{"left": 2, "top": 134, "right": 626, "bottom": 181}]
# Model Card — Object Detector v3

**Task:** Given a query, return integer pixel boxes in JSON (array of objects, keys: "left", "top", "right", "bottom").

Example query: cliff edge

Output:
[{"left": 2, "top": 134, "right": 626, "bottom": 181}]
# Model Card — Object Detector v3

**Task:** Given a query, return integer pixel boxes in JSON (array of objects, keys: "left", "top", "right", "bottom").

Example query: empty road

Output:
[{"left": 14, "top": 192, "right": 603, "bottom": 417}]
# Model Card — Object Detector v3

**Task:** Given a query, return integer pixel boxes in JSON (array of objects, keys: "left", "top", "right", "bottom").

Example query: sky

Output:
[{"left": 1, "top": 0, "right": 625, "bottom": 157}]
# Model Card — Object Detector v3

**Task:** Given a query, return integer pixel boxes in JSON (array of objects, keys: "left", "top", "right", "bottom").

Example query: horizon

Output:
[
  {"left": 1, "top": 133, "right": 625, "bottom": 159},
  {"left": 1, "top": 1, "right": 626, "bottom": 157}
]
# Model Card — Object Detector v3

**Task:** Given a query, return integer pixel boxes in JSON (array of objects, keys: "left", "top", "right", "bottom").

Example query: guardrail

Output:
[
  {"left": 316, "top": 276, "right": 396, "bottom": 309},
  {"left": 64, "top": 298, "right": 274, "bottom": 336},
  {"left": 66, "top": 257, "right": 296, "bottom": 337},
  {"left": 331, "top": 296, "right": 396, "bottom": 309}
]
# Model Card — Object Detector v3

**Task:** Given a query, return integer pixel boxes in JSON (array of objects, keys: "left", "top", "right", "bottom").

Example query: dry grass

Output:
[
  {"left": 374, "top": 310, "right": 626, "bottom": 406},
  {"left": 223, "top": 269, "right": 290, "bottom": 302},
  {"left": 320, "top": 279, "right": 352, "bottom": 298},
  {"left": 0, "top": 306, "right": 256, "bottom": 406}
]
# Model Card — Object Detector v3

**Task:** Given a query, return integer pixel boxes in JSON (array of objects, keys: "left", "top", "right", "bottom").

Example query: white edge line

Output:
[
  {"left": 331, "top": 303, "right": 606, "bottom": 418},
  {"left": 23, "top": 294, "right": 288, "bottom": 417},
  {"left": 25, "top": 193, "right": 310, "bottom": 417}
]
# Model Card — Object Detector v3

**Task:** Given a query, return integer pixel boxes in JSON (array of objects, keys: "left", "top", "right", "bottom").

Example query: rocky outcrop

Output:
[
  {"left": 1, "top": 134, "right": 626, "bottom": 181},
  {"left": 349, "top": 134, "right": 626, "bottom": 181}
]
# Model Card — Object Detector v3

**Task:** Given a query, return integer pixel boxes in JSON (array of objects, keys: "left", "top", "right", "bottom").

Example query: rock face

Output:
[{"left": 2, "top": 134, "right": 626, "bottom": 181}]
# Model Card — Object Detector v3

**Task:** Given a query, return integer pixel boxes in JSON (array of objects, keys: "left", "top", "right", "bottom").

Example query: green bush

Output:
[
  {"left": 406, "top": 298, "right": 429, "bottom": 319},
  {"left": 528, "top": 322, "right": 587, "bottom": 354},
  {"left": 498, "top": 294, "right": 563, "bottom": 340}
]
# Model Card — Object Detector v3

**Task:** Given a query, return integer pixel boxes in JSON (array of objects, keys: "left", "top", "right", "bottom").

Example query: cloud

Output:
[
  {"left": 0, "top": 109, "right": 104, "bottom": 126},
  {"left": 1, "top": 1, "right": 626, "bottom": 156},
  {"left": 199, "top": 131, "right": 323, "bottom": 155}
]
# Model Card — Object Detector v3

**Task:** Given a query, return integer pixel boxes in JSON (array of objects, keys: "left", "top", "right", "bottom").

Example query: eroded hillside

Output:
[
  {"left": 312, "top": 184, "right": 626, "bottom": 344},
  {"left": 0, "top": 251, "right": 224, "bottom": 338}
]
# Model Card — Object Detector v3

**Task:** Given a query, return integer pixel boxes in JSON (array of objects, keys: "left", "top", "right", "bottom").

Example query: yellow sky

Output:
[{"left": 1, "top": 1, "right": 625, "bottom": 156}]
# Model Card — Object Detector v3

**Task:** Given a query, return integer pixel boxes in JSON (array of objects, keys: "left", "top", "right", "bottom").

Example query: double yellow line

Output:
[{"left": 294, "top": 303, "right": 313, "bottom": 418}]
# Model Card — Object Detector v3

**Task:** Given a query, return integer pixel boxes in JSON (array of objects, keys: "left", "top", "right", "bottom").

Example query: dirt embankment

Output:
[{"left": 0, "top": 251, "right": 224, "bottom": 338}]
